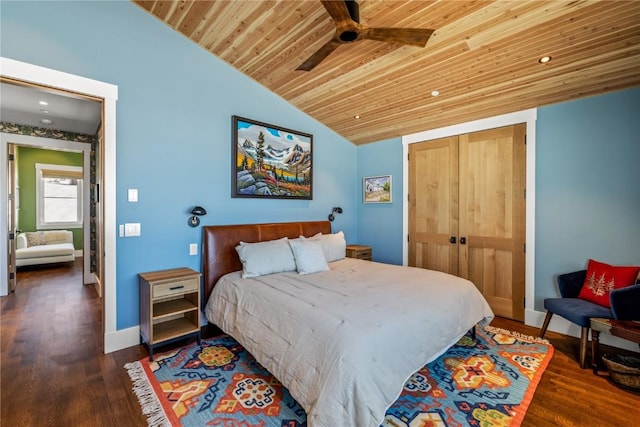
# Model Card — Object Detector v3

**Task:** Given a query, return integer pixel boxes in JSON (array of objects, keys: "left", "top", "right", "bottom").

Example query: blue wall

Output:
[
  {"left": 535, "top": 88, "right": 640, "bottom": 309},
  {"left": 356, "top": 137, "right": 404, "bottom": 265},
  {"left": 1, "top": 1, "right": 357, "bottom": 329},
  {"left": 357, "top": 88, "right": 640, "bottom": 311}
]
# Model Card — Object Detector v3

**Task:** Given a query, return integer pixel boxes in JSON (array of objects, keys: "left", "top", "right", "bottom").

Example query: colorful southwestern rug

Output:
[{"left": 125, "top": 325, "right": 553, "bottom": 427}]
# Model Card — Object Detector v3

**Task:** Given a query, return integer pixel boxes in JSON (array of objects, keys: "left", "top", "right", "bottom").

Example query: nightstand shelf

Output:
[
  {"left": 153, "top": 297, "right": 198, "bottom": 318},
  {"left": 346, "top": 244, "right": 372, "bottom": 261},
  {"left": 139, "top": 267, "right": 201, "bottom": 360},
  {"left": 153, "top": 316, "right": 199, "bottom": 343}
]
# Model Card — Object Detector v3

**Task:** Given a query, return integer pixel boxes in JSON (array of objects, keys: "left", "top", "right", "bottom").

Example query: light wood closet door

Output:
[
  {"left": 459, "top": 124, "right": 526, "bottom": 320},
  {"left": 408, "top": 124, "right": 526, "bottom": 321},
  {"left": 408, "top": 136, "right": 459, "bottom": 274}
]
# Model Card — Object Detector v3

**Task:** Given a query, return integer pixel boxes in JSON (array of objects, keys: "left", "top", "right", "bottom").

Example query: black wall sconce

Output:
[
  {"left": 328, "top": 206, "right": 343, "bottom": 222},
  {"left": 188, "top": 206, "right": 207, "bottom": 227}
]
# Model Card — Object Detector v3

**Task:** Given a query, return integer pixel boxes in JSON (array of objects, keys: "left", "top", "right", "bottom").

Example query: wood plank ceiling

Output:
[{"left": 133, "top": 1, "right": 640, "bottom": 145}]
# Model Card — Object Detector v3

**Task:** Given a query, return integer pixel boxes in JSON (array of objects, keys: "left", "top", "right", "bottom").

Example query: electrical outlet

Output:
[{"left": 189, "top": 243, "right": 198, "bottom": 256}]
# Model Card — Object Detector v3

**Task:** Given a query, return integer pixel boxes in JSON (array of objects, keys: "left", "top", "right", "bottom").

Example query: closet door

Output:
[
  {"left": 458, "top": 124, "right": 526, "bottom": 320},
  {"left": 408, "top": 136, "right": 459, "bottom": 274},
  {"left": 408, "top": 124, "right": 526, "bottom": 321}
]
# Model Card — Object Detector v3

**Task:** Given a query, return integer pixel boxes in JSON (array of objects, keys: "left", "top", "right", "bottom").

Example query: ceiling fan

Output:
[{"left": 297, "top": 0, "right": 434, "bottom": 71}]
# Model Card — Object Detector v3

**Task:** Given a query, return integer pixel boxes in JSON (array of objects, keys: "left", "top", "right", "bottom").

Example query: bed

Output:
[{"left": 202, "top": 220, "right": 494, "bottom": 427}]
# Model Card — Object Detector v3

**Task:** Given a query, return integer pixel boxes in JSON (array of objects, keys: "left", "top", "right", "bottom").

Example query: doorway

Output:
[
  {"left": 408, "top": 124, "right": 526, "bottom": 320},
  {"left": 7, "top": 142, "right": 91, "bottom": 295},
  {"left": 2, "top": 78, "right": 99, "bottom": 289},
  {"left": 1, "top": 57, "right": 117, "bottom": 353},
  {"left": 402, "top": 108, "right": 538, "bottom": 325}
]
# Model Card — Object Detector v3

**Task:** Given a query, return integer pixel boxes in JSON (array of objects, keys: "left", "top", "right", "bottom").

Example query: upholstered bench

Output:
[
  {"left": 16, "top": 230, "right": 75, "bottom": 267},
  {"left": 539, "top": 266, "right": 640, "bottom": 368}
]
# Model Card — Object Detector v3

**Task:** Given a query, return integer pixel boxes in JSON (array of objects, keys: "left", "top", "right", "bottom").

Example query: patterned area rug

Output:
[{"left": 125, "top": 325, "right": 553, "bottom": 427}]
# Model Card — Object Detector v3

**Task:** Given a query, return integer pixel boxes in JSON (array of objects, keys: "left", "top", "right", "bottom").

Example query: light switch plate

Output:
[
  {"left": 189, "top": 243, "right": 198, "bottom": 256},
  {"left": 124, "top": 223, "right": 141, "bottom": 237},
  {"left": 127, "top": 189, "right": 138, "bottom": 202}
]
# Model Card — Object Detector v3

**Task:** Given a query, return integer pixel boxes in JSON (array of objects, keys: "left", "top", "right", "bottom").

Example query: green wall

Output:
[{"left": 16, "top": 146, "right": 84, "bottom": 250}]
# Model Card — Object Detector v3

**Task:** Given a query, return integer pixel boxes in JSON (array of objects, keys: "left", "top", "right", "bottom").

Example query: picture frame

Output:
[
  {"left": 363, "top": 175, "right": 392, "bottom": 203},
  {"left": 232, "top": 116, "right": 313, "bottom": 200}
]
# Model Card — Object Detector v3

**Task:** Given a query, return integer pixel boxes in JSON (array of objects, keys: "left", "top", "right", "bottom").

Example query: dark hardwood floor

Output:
[{"left": 1, "top": 259, "right": 638, "bottom": 426}]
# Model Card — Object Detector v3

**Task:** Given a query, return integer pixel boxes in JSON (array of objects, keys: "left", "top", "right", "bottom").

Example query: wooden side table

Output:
[
  {"left": 139, "top": 267, "right": 201, "bottom": 360},
  {"left": 590, "top": 318, "right": 640, "bottom": 374},
  {"left": 346, "top": 244, "right": 372, "bottom": 261}
]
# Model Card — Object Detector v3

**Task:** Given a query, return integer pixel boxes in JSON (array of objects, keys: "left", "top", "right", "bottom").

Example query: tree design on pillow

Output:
[{"left": 586, "top": 272, "right": 614, "bottom": 297}]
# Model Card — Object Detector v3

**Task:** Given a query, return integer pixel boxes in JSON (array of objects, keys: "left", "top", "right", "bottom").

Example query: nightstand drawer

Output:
[
  {"left": 153, "top": 277, "right": 199, "bottom": 298},
  {"left": 351, "top": 249, "right": 372, "bottom": 260},
  {"left": 346, "top": 245, "right": 372, "bottom": 261}
]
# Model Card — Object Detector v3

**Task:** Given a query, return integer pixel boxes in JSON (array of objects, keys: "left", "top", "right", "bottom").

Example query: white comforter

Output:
[{"left": 205, "top": 258, "right": 494, "bottom": 427}]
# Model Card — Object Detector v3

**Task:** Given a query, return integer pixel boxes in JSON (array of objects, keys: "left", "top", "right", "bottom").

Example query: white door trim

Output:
[
  {"left": 401, "top": 109, "right": 538, "bottom": 324},
  {"left": 0, "top": 57, "right": 119, "bottom": 352}
]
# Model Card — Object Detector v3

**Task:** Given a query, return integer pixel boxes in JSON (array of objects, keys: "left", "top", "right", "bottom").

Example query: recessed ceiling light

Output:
[
  {"left": 431, "top": 90, "right": 440, "bottom": 97},
  {"left": 538, "top": 56, "right": 552, "bottom": 64},
  {"left": 40, "top": 109, "right": 49, "bottom": 114},
  {"left": 39, "top": 101, "right": 49, "bottom": 106},
  {"left": 40, "top": 118, "right": 53, "bottom": 125},
  {"left": 354, "top": 115, "right": 360, "bottom": 119}
]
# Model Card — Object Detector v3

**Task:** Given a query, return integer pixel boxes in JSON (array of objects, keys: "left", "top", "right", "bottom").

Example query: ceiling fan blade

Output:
[
  {"left": 321, "top": 0, "right": 354, "bottom": 25},
  {"left": 297, "top": 39, "right": 341, "bottom": 71},
  {"left": 363, "top": 27, "right": 434, "bottom": 47}
]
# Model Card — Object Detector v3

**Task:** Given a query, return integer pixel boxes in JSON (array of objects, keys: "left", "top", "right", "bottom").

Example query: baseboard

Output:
[
  {"left": 525, "top": 308, "right": 639, "bottom": 352},
  {"left": 104, "top": 325, "right": 140, "bottom": 354},
  {"left": 93, "top": 276, "right": 102, "bottom": 298},
  {"left": 74, "top": 249, "right": 82, "bottom": 257},
  {"left": 83, "top": 272, "right": 96, "bottom": 285}
]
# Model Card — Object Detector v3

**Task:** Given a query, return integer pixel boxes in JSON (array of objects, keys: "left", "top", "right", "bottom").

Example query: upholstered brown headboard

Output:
[{"left": 201, "top": 220, "right": 332, "bottom": 302}]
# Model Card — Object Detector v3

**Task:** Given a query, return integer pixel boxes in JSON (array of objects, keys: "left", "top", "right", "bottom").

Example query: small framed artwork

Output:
[
  {"left": 363, "top": 175, "right": 392, "bottom": 203},
  {"left": 232, "top": 116, "right": 313, "bottom": 200}
]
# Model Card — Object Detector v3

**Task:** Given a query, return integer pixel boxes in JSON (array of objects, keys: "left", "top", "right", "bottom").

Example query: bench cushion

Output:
[{"left": 544, "top": 297, "right": 612, "bottom": 327}]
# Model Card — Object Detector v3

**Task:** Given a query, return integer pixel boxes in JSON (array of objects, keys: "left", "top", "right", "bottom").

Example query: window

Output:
[{"left": 36, "top": 163, "right": 83, "bottom": 229}]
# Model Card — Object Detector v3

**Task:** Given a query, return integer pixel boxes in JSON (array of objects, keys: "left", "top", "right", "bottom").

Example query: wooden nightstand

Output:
[
  {"left": 139, "top": 267, "right": 201, "bottom": 360},
  {"left": 346, "top": 244, "right": 372, "bottom": 261}
]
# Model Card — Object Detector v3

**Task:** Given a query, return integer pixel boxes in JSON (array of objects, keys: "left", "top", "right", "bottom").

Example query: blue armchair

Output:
[{"left": 539, "top": 270, "right": 640, "bottom": 368}]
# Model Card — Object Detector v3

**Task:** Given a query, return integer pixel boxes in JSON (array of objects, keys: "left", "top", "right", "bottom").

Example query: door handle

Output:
[
  {"left": 460, "top": 237, "right": 467, "bottom": 245},
  {"left": 449, "top": 236, "right": 456, "bottom": 244}
]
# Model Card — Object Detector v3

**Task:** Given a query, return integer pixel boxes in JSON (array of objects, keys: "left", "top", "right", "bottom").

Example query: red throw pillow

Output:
[{"left": 577, "top": 259, "right": 640, "bottom": 308}]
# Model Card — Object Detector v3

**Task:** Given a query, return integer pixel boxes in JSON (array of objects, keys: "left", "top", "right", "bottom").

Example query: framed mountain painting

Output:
[{"left": 232, "top": 116, "right": 313, "bottom": 200}]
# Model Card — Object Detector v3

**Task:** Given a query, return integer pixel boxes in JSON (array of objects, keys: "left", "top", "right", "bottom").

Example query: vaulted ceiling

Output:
[{"left": 133, "top": 0, "right": 640, "bottom": 145}]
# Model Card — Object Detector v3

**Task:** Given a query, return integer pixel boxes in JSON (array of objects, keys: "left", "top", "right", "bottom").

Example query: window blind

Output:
[{"left": 40, "top": 168, "right": 83, "bottom": 180}]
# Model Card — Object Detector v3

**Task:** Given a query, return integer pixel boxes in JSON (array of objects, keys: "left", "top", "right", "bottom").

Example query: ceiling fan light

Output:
[{"left": 339, "top": 30, "right": 358, "bottom": 43}]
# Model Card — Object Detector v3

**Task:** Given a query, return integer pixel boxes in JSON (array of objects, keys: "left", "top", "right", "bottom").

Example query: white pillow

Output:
[
  {"left": 235, "top": 237, "right": 297, "bottom": 278},
  {"left": 289, "top": 239, "right": 329, "bottom": 275},
  {"left": 308, "top": 231, "right": 346, "bottom": 262}
]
